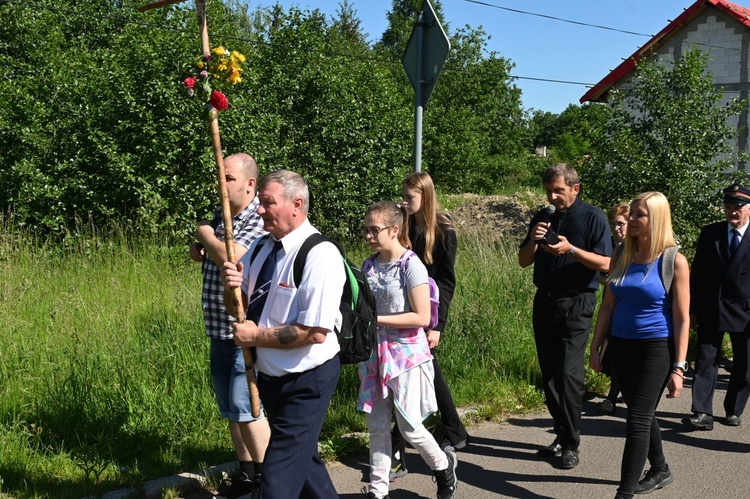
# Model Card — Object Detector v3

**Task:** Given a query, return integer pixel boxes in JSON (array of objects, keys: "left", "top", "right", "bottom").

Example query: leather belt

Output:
[{"left": 540, "top": 290, "right": 585, "bottom": 299}]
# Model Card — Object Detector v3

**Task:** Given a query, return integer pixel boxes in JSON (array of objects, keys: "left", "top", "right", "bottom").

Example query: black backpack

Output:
[{"left": 249, "top": 233, "right": 377, "bottom": 364}]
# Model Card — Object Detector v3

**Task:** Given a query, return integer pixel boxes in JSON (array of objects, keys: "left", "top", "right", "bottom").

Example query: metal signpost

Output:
[{"left": 401, "top": 0, "right": 450, "bottom": 173}]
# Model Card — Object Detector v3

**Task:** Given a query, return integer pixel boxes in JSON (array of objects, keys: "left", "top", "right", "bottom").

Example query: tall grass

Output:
[
  {"left": 0, "top": 221, "right": 551, "bottom": 498},
  {"left": 0, "top": 227, "right": 228, "bottom": 498}
]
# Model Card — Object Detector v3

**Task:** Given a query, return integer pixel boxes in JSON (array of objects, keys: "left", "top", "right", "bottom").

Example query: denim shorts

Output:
[{"left": 210, "top": 339, "right": 264, "bottom": 422}]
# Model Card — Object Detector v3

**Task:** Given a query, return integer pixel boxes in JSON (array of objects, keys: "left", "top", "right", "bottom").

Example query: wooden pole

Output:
[
  {"left": 137, "top": 0, "right": 261, "bottom": 418},
  {"left": 195, "top": 0, "right": 261, "bottom": 419}
]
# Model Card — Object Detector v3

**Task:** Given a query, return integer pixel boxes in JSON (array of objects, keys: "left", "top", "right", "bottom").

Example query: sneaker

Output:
[
  {"left": 361, "top": 486, "right": 389, "bottom": 498},
  {"left": 433, "top": 448, "right": 458, "bottom": 499},
  {"left": 215, "top": 472, "right": 255, "bottom": 499},
  {"left": 634, "top": 466, "right": 673, "bottom": 494},
  {"left": 389, "top": 450, "right": 408, "bottom": 481}
]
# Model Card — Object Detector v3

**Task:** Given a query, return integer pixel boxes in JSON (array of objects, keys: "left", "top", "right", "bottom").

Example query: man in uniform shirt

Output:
[
  {"left": 684, "top": 183, "right": 750, "bottom": 430},
  {"left": 223, "top": 169, "right": 345, "bottom": 499}
]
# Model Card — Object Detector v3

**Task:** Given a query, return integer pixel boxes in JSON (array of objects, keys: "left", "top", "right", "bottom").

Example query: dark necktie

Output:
[
  {"left": 730, "top": 229, "right": 740, "bottom": 255},
  {"left": 247, "top": 239, "right": 283, "bottom": 324}
]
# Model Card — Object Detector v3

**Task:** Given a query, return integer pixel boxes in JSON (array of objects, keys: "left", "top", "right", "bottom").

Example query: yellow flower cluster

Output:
[{"left": 197, "top": 46, "right": 246, "bottom": 87}]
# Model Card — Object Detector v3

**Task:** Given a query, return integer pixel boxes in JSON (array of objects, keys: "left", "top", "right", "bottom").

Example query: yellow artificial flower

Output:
[{"left": 197, "top": 60, "right": 204, "bottom": 69}]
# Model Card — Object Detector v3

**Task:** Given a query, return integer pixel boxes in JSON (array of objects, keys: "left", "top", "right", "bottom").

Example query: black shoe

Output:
[
  {"left": 536, "top": 438, "right": 562, "bottom": 457},
  {"left": 683, "top": 412, "right": 714, "bottom": 430},
  {"left": 560, "top": 449, "right": 579, "bottom": 469},
  {"left": 250, "top": 473, "right": 261, "bottom": 499},
  {"left": 389, "top": 450, "right": 408, "bottom": 481},
  {"left": 598, "top": 399, "right": 616, "bottom": 414},
  {"left": 215, "top": 472, "right": 255, "bottom": 499},
  {"left": 433, "top": 448, "right": 458, "bottom": 499},
  {"left": 725, "top": 414, "right": 742, "bottom": 426},
  {"left": 634, "top": 466, "right": 673, "bottom": 494}
]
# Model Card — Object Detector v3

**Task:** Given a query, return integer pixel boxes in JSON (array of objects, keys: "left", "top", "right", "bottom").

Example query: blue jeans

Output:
[
  {"left": 210, "top": 339, "right": 263, "bottom": 422},
  {"left": 611, "top": 336, "right": 672, "bottom": 497}
]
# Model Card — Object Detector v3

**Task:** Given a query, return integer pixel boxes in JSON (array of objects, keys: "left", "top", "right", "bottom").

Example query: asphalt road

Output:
[{"left": 329, "top": 368, "right": 749, "bottom": 499}]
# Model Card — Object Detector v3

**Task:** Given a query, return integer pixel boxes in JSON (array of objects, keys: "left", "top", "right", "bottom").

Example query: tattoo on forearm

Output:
[{"left": 275, "top": 325, "right": 298, "bottom": 345}]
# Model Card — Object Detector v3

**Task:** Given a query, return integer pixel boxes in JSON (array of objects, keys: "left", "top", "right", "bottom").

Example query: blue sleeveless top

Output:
[{"left": 611, "top": 255, "right": 672, "bottom": 339}]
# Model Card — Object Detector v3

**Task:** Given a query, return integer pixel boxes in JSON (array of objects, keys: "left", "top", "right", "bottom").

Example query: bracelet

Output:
[{"left": 671, "top": 369, "right": 685, "bottom": 379}]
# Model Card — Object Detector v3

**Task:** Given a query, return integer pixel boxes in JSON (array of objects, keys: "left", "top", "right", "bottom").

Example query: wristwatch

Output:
[
  {"left": 673, "top": 361, "right": 688, "bottom": 372},
  {"left": 567, "top": 245, "right": 577, "bottom": 255}
]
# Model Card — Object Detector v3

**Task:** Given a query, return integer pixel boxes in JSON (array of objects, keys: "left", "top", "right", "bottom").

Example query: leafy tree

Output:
[
  {"left": 583, "top": 48, "right": 747, "bottom": 249},
  {"left": 530, "top": 110, "right": 559, "bottom": 148},
  {"left": 230, "top": 5, "right": 412, "bottom": 239},
  {"left": 0, "top": 0, "right": 249, "bottom": 237},
  {"left": 0, "top": 0, "right": 411, "bottom": 241},
  {"left": 376, "top": 0, "right": 448, "bottom": 58},
  {"left": 376, "top": 0, "right": 531, "bottom": 192},
  {"left": 424, "top": 25, "right": 530, "bottom": 192},
  {"left": 548, "top": 103, "right": 608, "bottom": 164}
]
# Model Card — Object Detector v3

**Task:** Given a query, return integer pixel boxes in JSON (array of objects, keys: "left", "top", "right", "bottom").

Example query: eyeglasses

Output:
[
  {"left": 363, "top": 226, "right": 394, "bottom": 238},
  {"left": 611, "top": 221, "right": 627, "bottom": 228}
]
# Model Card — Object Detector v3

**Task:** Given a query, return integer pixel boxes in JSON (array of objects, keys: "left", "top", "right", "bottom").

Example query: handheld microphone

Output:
[{"left": 534, "top": 205, "right": 560, "bottom": 245}]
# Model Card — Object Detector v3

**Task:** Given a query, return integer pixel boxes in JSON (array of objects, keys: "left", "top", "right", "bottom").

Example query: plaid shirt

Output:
[{"left": 202, "top": 196, "right": 266, "bottom": 340}]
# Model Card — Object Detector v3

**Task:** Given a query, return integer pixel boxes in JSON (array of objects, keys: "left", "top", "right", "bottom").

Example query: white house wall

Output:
[{"left": 610, "top": 8, "right": 750, "bottom": 171}]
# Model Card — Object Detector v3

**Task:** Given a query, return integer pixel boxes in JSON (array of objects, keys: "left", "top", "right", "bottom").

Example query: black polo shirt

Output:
[{"left": 520, "top": 198, "right": 611, "bottom": 293}]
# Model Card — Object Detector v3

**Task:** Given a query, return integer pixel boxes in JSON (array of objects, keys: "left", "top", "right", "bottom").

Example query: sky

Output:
[{"left": 245, "top": 0, "right": 703, "bottom": 114}]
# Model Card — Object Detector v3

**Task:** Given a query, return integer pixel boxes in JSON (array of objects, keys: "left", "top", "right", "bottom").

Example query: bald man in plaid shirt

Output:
[{"left": 189, "top": 153, "right": 270, "bottom": 499}]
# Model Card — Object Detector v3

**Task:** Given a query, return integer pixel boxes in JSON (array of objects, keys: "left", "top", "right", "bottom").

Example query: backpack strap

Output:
[
  {"left": 397, "top": 249, "right": 419, "bottom": 287},
  {"left": 660, "top": 246, "right": 678, "bottom": 293},
  {"left": 292, "top": 232, "right": 329, "bottom": 287},
  {"left": 362, "top": 254, "right": 378, "bottom": 277}
]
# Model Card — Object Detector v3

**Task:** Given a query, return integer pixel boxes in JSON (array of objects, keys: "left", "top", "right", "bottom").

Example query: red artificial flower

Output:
[
  {"left": 184, "top": 77, "right": 197, "bottom": 89},
  {"left": 209, "top": 90, "right": 229, "bottom": 111}
]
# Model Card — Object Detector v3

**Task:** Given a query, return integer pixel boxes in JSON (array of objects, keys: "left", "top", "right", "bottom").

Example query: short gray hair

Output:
[{"left": 258, "top": 169, "right": 309, "bottom": 214}]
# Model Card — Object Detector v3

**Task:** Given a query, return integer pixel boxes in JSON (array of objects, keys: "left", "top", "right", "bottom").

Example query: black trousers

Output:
[
  {"left": 611, "top": 336, "right": 672, "bottom": 498},
  {"left": 257, "top": 356, "right": 340, "bottom": 499},
  {"left": 532, "top": 290, "right": 596, "bottom": 450},
  {"left": 692, "top": 328, "right": 750, "bottom": 417},
  {"left": 391, "top": 350, "right": 469, "bottom": 457}
]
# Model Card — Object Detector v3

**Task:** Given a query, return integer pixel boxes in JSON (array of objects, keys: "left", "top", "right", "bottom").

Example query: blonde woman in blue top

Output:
[{"left": 590, "top": 191, "right": 690, "bottom": 499}]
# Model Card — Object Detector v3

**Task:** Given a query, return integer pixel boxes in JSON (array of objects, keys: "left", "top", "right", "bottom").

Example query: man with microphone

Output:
[{"left": 518, "top": 163, "right": 611, "bottom": 469}]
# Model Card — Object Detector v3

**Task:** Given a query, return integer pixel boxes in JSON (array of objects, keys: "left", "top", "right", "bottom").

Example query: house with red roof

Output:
[{"left": 581, "top": 0, "right": 750, "bottom": 170}]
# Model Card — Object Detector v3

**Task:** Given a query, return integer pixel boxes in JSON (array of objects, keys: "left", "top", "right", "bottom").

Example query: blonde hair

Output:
[
  {"left": 608, "top": 191, "right": 677, "bottom": 285},
  {"left": 402, "top": 172, "right": 453, "bottom": 265},
  {"left": 365, "top": 200, "right": 411, "bottom": 249}
]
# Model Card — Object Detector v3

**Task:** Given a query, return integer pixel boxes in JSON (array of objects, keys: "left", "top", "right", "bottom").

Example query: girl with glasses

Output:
[{"left": 357, "top": 200, "right": 458, "bottom": 499}]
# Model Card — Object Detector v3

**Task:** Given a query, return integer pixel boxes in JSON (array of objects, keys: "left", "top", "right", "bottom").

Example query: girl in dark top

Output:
[
  {"left": 590, "top": 191, "right": 689, "bottom": 499},
  {"left": 389, "top": 171, "right": 469, "bottom": 480}
]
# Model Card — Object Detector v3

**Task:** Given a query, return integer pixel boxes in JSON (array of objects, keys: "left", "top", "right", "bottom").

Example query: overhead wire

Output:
[
  {"left": 464, "top": 0, "right": 742, "bottom": 53},
  {"left": 4, "top": 0, "right": 736, "bottom": 94}
]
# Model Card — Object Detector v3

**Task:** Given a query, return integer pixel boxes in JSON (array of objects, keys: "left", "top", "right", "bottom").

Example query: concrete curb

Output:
[{"left": 102, "top": 461, "right": 236, "bottom": 499}]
